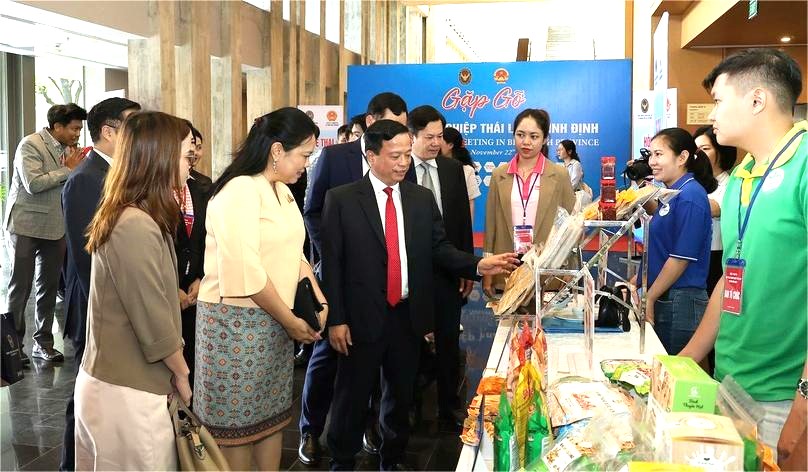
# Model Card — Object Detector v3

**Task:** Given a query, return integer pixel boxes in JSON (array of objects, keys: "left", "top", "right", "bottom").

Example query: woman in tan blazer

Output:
[
  {"left": 74, "top": 111, "right": 195, "bottom": 471},
  {"left": 483, "top": 109, "right": 575, "bottom": 297}
]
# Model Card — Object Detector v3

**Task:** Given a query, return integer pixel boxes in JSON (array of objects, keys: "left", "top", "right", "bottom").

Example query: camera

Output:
[{"left": 623, "top": 148, "right": 653, "bottom": 182}]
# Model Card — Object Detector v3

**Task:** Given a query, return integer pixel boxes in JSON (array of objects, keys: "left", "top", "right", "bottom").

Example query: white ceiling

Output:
[
  {"left": 0, "top": 0, "right": 141, "bottom": 69},
  {"left": 428, "top": 0, "right": 626, "bottom": 62}
]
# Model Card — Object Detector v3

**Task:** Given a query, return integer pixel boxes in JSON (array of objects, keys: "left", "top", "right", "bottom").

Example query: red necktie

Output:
[{"left": 383, "top": 187, "right": 402, "bottom": 306}]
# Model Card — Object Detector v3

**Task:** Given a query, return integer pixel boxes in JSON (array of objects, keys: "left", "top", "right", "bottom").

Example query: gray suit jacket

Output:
[{"left": 4, "top": 129, "right": 72, "bottom": 240}]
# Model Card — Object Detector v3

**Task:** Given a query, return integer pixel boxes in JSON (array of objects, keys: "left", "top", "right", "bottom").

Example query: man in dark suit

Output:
[
  {"left": 298, "top": 93, "right": 413, "bottom": 465},
  {"left": 323, "top": 120, "right": 517, "bottom": 470},
  {"left": 174, "top": 128, "right": 210, "bottom": 392},
  {"left": 59, "top": 97, "right": 140, "bottom": 471},
  {"left": 407, "top": 105, "right": 474, "bottom": 429},
  {"left": 186, "top": 122, "right": 214, "bottom": 189}
]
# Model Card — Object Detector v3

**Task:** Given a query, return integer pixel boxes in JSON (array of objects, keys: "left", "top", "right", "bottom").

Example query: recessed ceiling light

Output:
[{"left": 780, "top": 36, "right": 792, "bottom": 43}]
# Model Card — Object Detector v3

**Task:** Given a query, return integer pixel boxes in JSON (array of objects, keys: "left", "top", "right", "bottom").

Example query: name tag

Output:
[
  {"left": 513, "top": 225, "right": 533, "bottom": 255},
  {"left": 722, "top": 258, "right": 745, "bottom": 316}
]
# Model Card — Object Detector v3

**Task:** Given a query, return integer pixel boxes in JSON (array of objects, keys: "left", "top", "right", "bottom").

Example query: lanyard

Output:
[
  {"left": 736, "top": 129, "right": 806, "bottom": 256},
  {"left": 516, "top": 173, "right": 539, "bottom": 224}
]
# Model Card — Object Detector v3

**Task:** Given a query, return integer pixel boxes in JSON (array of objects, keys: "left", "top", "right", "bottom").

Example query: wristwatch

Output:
[{"left": 799, "top": 378, "right": 808, "bottom": 399}]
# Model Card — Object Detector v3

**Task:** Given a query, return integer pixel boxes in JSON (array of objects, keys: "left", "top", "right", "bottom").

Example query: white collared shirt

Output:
[
  {"left": 94, "top": 148, "right": 113, "bottom": 167},
  {"left": 360, "top": 135, "right": 370, "bottom": 176},
  {"left": 412, "top": 155, "right": 442, "bottom": 215},
  {"left": 708, "top": 171, "right": 730, "bottom": 251},
  {"left": 368, "top": 171, "right": 409, "bottom": 299}
]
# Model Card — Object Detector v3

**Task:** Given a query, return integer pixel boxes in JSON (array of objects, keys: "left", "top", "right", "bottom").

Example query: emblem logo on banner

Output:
[
  {"left": 493, "top": 68, "right": 509, "bottom": 84},
  {"left": 641, "top": 98, "right": 650, "bottom": 113},
  {"left": 459, "top": 68, "right": 472, "bottom": 85},
  {"left": 326, "top": 111, "right": 338, "bottom": 122}
]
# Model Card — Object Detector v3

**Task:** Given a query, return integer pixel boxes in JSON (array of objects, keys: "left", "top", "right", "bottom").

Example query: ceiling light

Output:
[{"left": 780, "top": 36, "right": 792, "bottom": 43}]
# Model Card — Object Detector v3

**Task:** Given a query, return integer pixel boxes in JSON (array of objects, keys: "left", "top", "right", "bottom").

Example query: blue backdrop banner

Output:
[{"left": 347, "top": 60, "right": 632, "bottom": 232}]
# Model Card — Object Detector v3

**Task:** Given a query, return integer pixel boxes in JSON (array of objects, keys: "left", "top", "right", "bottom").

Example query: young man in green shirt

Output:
[{"left": 680, "top": 48, "right": 807, "bottom": 469}]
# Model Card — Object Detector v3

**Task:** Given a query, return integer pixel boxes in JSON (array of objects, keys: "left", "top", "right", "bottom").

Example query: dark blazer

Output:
[
  {"left": 321, "top": 175, "right": 480, "bottom": 343},
  {"left": 189, "top": 168, "right": 213, "bottom": 190},
  {"left": 304, "top": 139, "right": 415, "bottom": 259},
  {"left": 61, "top": 151, "right": 110, "bottom": 344},
  {"left": 420, "top": 157, "right": 474, "bottom": 302},
  {"left": 175, "top": 176, "right": 209, "bottom": 291}
]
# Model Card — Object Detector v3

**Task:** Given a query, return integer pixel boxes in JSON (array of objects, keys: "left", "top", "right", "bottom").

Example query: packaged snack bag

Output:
[
  {"left": 514, "top": 362, "right": 542, "bottom": 467},
  {"left": 525, "top": 392, "right": 551, "bottom": 465},
  {"left": 495, "top": 391, "right": 518, "bottom": 471}
]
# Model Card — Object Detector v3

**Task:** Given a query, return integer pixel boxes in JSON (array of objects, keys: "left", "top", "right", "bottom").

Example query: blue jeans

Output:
[{"left": 653, "top": 287, "right": 708, "bottom": 354}]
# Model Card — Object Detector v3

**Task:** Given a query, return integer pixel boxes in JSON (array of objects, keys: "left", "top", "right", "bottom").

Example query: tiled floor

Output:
[{"left": 0, "top": 240, "right": 499, "bottom": 471}]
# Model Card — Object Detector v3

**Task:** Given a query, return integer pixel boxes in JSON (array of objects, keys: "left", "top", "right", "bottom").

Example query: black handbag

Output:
[
  {"left": 293, "top": 278, "right": 322, "bottom": 331},
  {"left": 1, "top": 312, "right": 24, "bottom": 386},
  {"left": 595, "top": 284, "right": 632, "bottom": 332}
]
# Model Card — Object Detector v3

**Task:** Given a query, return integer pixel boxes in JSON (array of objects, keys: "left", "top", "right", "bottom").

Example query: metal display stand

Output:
[{"left": 533, "top": 189, "right": 662, "bottom": 357}]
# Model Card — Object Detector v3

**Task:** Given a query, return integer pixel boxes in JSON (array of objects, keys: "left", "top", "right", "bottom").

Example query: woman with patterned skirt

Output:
[{"left": 195, "top": 108, "right": 328, "bottom": 470}]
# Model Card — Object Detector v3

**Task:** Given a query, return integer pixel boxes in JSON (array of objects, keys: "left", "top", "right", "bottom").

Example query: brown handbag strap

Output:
[
  {"left": 171, "top": 397, "right": 205, "bottom": 428},
  {"left": 169, "top": 398, "right": 182, "bottom": 434}
]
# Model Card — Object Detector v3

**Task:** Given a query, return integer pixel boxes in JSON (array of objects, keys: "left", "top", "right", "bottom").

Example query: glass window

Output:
[
  {"left": 305, "top": 0, "right": 320, "bottom": 34},
  {"left": 325, "top": 0, "right": 340, "bottom": 43},
  {"left": 344, "top": 0, "right": 361, "bottom": 53},
  {"left": 0, "top": 53, "right": 9, "bottom": 218}
]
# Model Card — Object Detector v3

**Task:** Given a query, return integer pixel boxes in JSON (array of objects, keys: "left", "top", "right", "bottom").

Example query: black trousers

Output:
[
  {"left": 432, "top": 280, "right": 463, "bottom": 414},
  {"left": 180, "top": 304, "right": 197, "bottom": 392},
  {"left": 59, "top": 339, "right": 85, "bottom": 471},
  {"left": 328, "top": 302, "right": 419, "bottom": 470},
  {"left": 707, "top": 250, "right": 724, "bottom": 297}
]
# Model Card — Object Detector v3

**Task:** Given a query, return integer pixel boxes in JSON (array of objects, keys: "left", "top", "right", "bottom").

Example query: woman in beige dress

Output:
[
  {"left": 195, "top": 107, "right": 327, "bottom": 470},
  {"left": 74, "top": 111, "right": 195, "bottom": 470}
]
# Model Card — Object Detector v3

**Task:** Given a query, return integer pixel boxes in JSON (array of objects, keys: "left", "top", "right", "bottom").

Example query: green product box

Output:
[{"left": 651, "top": 355, "right": 718, "bottom": 413}]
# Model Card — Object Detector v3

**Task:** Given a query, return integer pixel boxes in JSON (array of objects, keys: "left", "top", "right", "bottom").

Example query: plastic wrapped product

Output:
[
  {"left": 525, "top": 392, "right": 551, "bottom": 466},
  {"left": 514, "top": 362, "right": 542, "bottom": 467},
  {"left": 494, "top": 391, "right": 519, "bottom": 471}
]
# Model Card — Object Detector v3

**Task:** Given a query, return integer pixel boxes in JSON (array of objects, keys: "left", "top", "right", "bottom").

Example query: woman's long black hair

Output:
[
  {"left": 443, "top": 126, "right": 475, "bottom": 170},
  {"left": 652, "top": 128, "right": 718, "bottom": 193},
  {"left": 693, "top": 126, "right": 737, "bottom": 173},
  {"left": 212, "top": 107, "right": 320, "bottom": 197},
  {"left": 559, "top": 139, "right": 580, "bottom": 162}
]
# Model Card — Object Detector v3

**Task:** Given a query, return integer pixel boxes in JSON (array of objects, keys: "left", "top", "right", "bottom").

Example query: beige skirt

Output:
[{"left": 74, "top": 369, "right": 177, "bottom": 471}]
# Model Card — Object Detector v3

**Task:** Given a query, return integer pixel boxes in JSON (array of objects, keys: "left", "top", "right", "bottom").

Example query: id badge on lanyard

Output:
[
  {"left": 512, "top": 173, "right": 538, "bottom": 255},
  {"left": 513, "top": 225, "right": 533, "bottom": 255},
  {"left": 722, "top": 258, "right": 745, "bottom": 315},
  {"left": 721, "top": 129, "right": 806, "bottom": 316}
]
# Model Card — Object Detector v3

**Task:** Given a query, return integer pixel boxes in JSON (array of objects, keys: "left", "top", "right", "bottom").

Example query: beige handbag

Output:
[{"left": 170, "top": 398, "right": 231, "bottom": 471}]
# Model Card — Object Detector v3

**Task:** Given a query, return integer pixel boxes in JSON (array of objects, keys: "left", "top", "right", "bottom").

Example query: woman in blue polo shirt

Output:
[{"left": 646, "top": 128, "right": 717, "bottom": 354}]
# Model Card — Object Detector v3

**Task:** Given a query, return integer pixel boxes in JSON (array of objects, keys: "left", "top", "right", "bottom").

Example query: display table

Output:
[{"left": 455, "top": 317, "right": 667, "bottom": 471}]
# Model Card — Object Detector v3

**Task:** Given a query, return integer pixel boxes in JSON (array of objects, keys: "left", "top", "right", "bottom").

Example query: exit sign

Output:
[{"left": 749, "top": 0, "right": 758, "bottom": 19}]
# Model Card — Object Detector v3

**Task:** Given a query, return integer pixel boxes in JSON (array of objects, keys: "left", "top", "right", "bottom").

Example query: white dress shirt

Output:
[
  {"left": 94, "top": 148, "right": 113, "bottom": 167},
  {"left": 360, "top": 135, "right": 370, "bottom": 176},
  {"left": 412, "top": 155, "right": 442, "bottom": 214},
  {"left": 708, "top": 171, "right": 729, "bottom": 251},
  {"left": 368, "top": 171, "right": 409, "bottom": 299}
]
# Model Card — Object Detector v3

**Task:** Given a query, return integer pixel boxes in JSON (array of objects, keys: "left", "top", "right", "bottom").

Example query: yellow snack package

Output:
[{"left": 513, "top": 362, "right": 542, "bottom": 468}]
